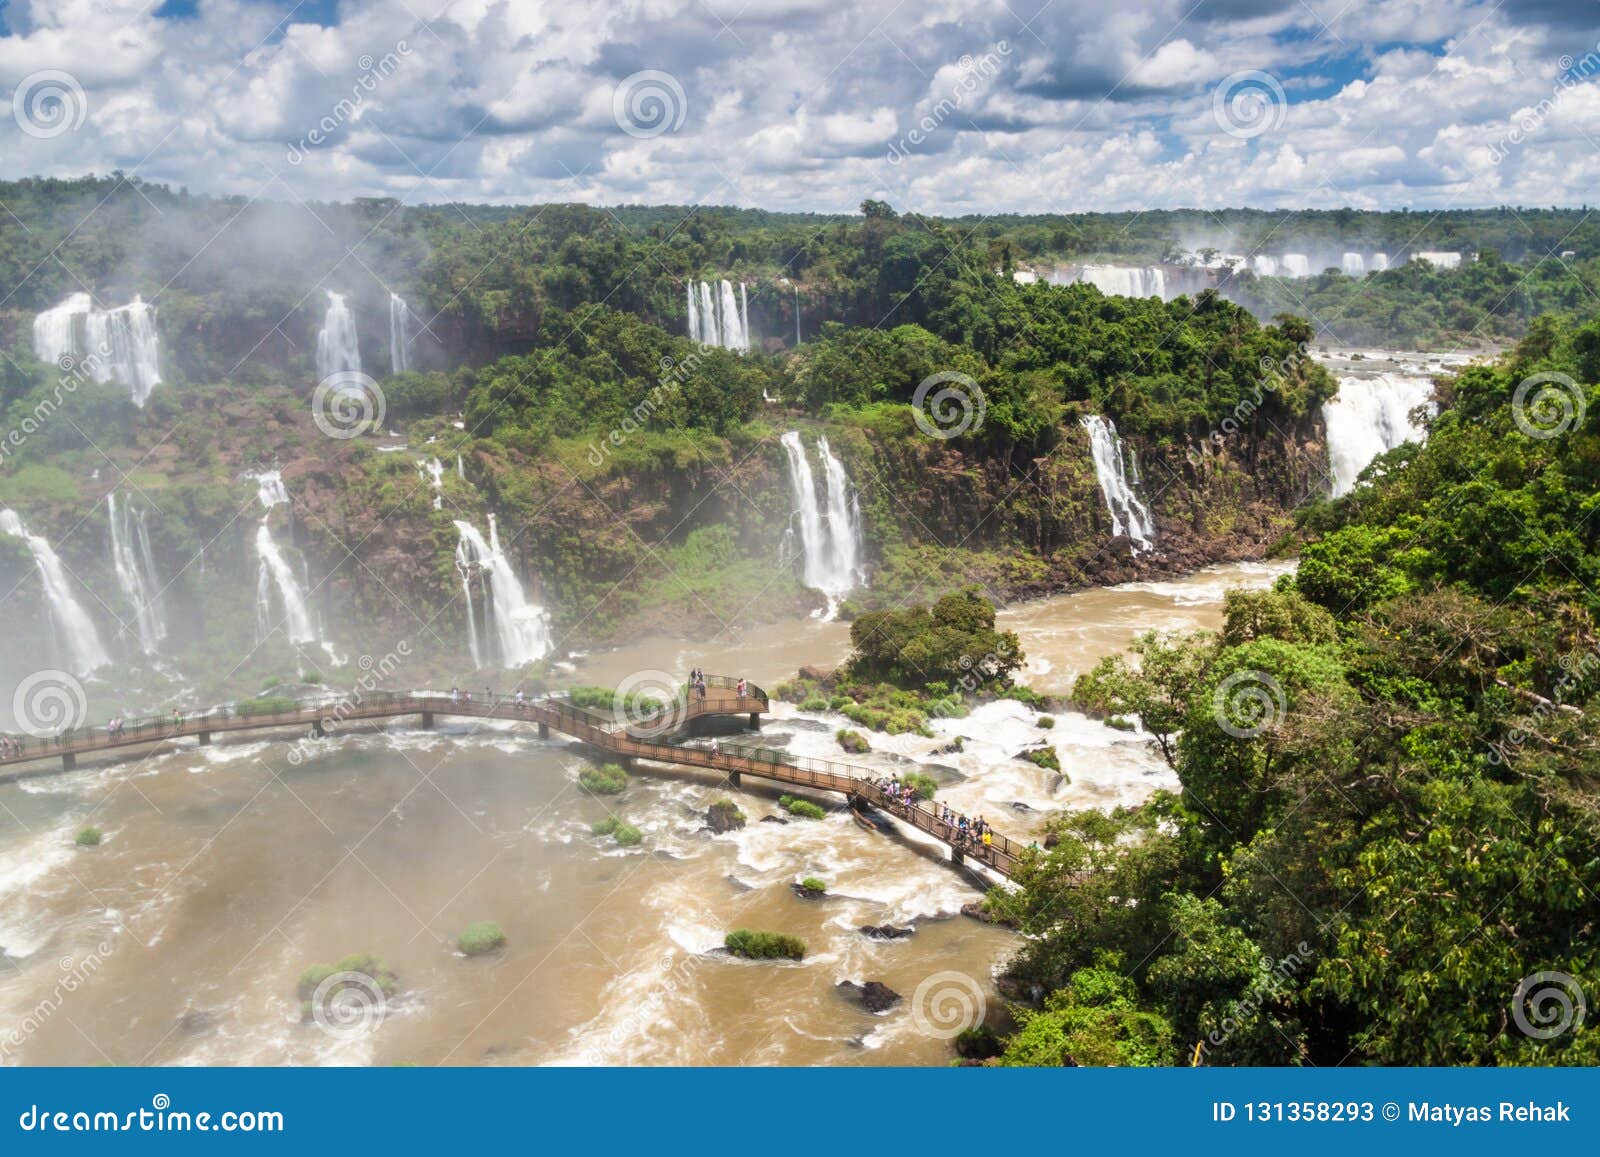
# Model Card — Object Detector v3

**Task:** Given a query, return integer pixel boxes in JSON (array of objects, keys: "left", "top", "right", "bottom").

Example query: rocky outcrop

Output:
[
  {"left": 837, "top": 980, "right": 902, "bottom": 1013},
  {"left": 859, "top": 924, "right": 914, "bottom": 940},
  {"left": 706, "top": 799, "right": 746, "bottom": 834}
]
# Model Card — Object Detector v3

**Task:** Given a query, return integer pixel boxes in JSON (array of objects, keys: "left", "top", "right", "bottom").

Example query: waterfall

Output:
[
  {"left": 687, "top": 283, "right": 699, "bottom": 347},
  {"left": 741, "top": 281, "right": 751, "bottom": 351},
  {"left": 794, "top": 284, "right": 801, "bottom": 345},
  {"left": 389, "top": 294, "right": 412, "bottom": 373},
  {"left": 1414, "top": 251, "right": 1462, "bottom": 269},
  {"left": 1371, "top": 252, "right": 1389, "bottom": 272},
  {"left": 1280, "top": 254, "right": 1311, "bottom": 278},
  {"left": 1077, "top": 265, "right": 1167, "bottom": 299},
  {"left": 107, "top": 493, "right": 166, "bottom": 654},
  {"left": 698, "top": 282, "right": 719, "bottom": 347},
  {"left": 32, "top": 293, "right": 162, "bottom": 406},
  {"left": 686, "top": 280, "right": 751, "bottom": 351},
  {"left": 1081, "top": 416, "right": 1155, "bottom": 553},
  {"left": 452, "top": 516, "right": 552, "bottom": 668},
  {"left": 0, "top": 509, "right": 111, "bottom": 674},
  {"left": 718, "top": 280, "right": 746, "bottom": 352},
  {"left": 255, "top": 524, "right": 317, "bottom": 645},
  {"left": 1252, "top": 255, "right": 1278, "bottom": 277},
  {"left": 1342, "top": 252, "right": 1366, "bottom": 276},
  {"left": 315, "top": 291, "right": 361, "bottom": 381},
  {"left": 1321, "top": 373, "right": 1436, "bottom": 497},
  {"left": 417, "top": 457, "right": 445, "bottom": 509},
  {"left": 779, "top": 431, "right": 864, "bottom": 613},
  {"left": 456, "top": 454, "right": 465, "bottom": 480}
]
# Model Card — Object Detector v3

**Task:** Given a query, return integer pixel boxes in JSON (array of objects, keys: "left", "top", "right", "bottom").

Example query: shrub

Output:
[
  {"left": 578, "top": 763, "right": 628, "bottom": 795},
  {"left": 901, "top": 772, "right": 939, "bottom": 800},
  {"left": 296, "top": 954, "right": 398, "bottom": 1002},
  {"left": 1037, "top": 715, "right": 1056, "bottom": 729},
  {"left": 801, "top": 877, "right": 827, "bottom": 894},
  {"left": 707, "top": 798, "right": 746, "bottom": 832},
  {"left": 1023, "top": 745, "right": 1061, "bottom": 772},
  {"left": 779, "top": 795, "right": 827, "bottom": 820},
  {"left": 591, "top": 816, "right": 643, "bottom": 846},
  {"left": 75, "top": 826, "right": 102, "bottom": 846},
  {"left": 236, "top": 695, "right": 299, "bottom": 717},
  {"left": 799, "top": 695, "right": 831, "bottom": 712},
  {"left": 457, "top": 922, "right": 506, "bottom": 956},
  {"left": 836, "top": 728, "right": 870, "bottom": 754},
  {"left": 725, "top": 929, "right": 807, "bottom": 960}
]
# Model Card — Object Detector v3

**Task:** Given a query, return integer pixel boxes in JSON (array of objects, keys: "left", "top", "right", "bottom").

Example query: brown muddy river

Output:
[{"left": 0, "top": 561, "right": 1289, "bottom": 1066}]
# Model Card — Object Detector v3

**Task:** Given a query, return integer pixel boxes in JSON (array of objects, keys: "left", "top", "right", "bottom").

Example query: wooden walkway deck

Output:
[{"left": 0, "top": 677, "right": 1027, "bottom": 878}]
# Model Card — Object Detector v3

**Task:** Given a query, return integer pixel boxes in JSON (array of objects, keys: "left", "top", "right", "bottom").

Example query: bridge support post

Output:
[
  {"left": 312, "top": 719, "right": 325, "bottom": 738},
  {"left": 420, "top": 712, "right": 433, "bottom": 730},
  {"left": 538, "top": 722, "right": 549, "bottom": 740},
  {"left": 748, "top": 712, "right": 760, "bottom": 731},
  {"left": 197, "top": 731, "right": 211, "bottom": 746},
  {"left": 728, "top": 770, "right": 741, "bottom": 788},
  {"left": 951, "top": 847, "right": 964, "bottom": 866},
  {"left": 61, "top": 752, "right": 75, "bottom": 772}
]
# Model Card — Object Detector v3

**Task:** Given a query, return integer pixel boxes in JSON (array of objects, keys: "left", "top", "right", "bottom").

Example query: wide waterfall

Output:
[
  {"left": 1252, "top": 256, "right": 1278, "bottom": 276},
  {"left": 1076, "top": 265, "right": 1167, "bottom": 299},
  {"left": 1414, "top": 251, "right": 1462, "bottom": 269},
  {"left": 0, "top": 508, "right": 112, "bottom": 674},
  {"left": 1280, "top": 254, "right": 1311, "bottom": 278},
  {"left": 1371, "top": 252, "right": 1389, "bottom": 271},
  {"left": 779, "top": 431, "right": 864, "bottom": 614},
  {"left": 686, "top": 279, "right": 750, "bottom": 352},
  {"left": 107, "top": 493, "right": 167, "bottom": 655},
  {"left": 32, "top": 292, "right": 163, "bottom": 406},
  {"left": 1081, "top": 416, "right": 1155, "bottom": 553},
  {"left": 1321, "top": 372, "right": 1436, "bottom": 496},
  {"left": 389, "top": 294, "right": 413, "bottom": 373},
  {"left": 1342, "top": 252, "right": 1366, "bottom": 275},
  {"left": 316, "top": 291, "right": 361, "bottom": 381},
  {"left": 453, "top": 516, "right": 552, "bottom": 668}
]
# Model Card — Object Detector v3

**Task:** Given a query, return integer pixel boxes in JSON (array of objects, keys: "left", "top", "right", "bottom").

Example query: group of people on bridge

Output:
[{"left": 874, "top": 774, "right": 1003, "bottom": 862}]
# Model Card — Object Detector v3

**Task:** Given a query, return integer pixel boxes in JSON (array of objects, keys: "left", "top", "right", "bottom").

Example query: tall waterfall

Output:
[
  {"left": 1342, "top": 252, "right": 1366, "bottom": 276},
  {"left": 0, "top": 509, "right": 111, "bottom": 674},
  {"left": 107, "top": 493, "right": 167, "bottom": 654},
  {"left": 1321, "top": 373, "right": 1436, "bottom": 496},
  {"left": 1081, "top": 416, "right": 1155, "bottom": 553},
  {"left": 247, "top": 471, "right": 317, "bottom": 647},
  {"left": 32, "top": 293, "right": 162, "bottom": 406},
  {"left": 779, "top": 431, "right": 864, "bottom": 613},
  {"left": 1252, "top": 255, "right": 1278, "bottom": 277},
  {"left": 1371, "top": 252, "right": 1389, "bottom": 271},
  {"left": 316, "top": 291, "right": 361, "bottom": 381},
  {"left": 1076, "top": 265, "right": 1167, "bottom": 300},
  {"left": 686, "top": 279, "right": 750, "bottom": 351},
  {"left": 453, "top": 516, "right": 552, "bottom": 668},
  {"left": 1280, "top": 254, "right": 1311, "bottom": 278},
  {"left": 389, "top": 293, "right": 413, "bottom": 373}
]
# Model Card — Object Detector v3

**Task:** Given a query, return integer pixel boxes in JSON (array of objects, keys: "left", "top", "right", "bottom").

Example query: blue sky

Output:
[{"left": 1, "top": 0, "right": 1597, "bottom": 213}]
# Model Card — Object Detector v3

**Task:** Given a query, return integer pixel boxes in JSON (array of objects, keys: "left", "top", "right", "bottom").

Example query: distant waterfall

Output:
[
  {"left": 107, "top": 493, "right": 167, "bottom": 655},
  {"left": 1076, "top": 265, "right": 1167, "bottom": 300},
  {"left": 779, "top": 431, "right": 864, "bottom": 614},
  {"left": 1414, "top": 251, "right": 1462, "bottom": 269},
  {"left": 1371, "top": 252, "right": 1389, "bottom": 271},
  {"left": 1280, "top": 254, "right": 1311, "bottom": 278},
  {"left": 686, "top": 279, "right": 750, "bottom": 351},
  {"left": 247, "top": 471, "right": 319, "bottom": 648},
  {"left": 453, "top": 516, "right": 552, "bottom": 668},
  {"left": 1081, "top": 417, "right": 1155, "bottom": 553},
  {"left": 1321, "top": 373, "right": 1436, "bottom": 496},
  {"left": 389, "top": 294, "right": 413, "bottom": 373},
  {"left": 0, "top": 509, "right": 111, "bottom": 674},
  {"left": 1252, "top": 256, "right": 1278, "bottom": 277},
  {"left": 1342, "top": 252, "right": 1366, "bottom": 276},
  {"left": 316, "top": 291, "right": 361, "bottom": 381},
  {"left": 794, "top": 283, "right": 801, "bottom": 345},
  {"left": 417, "top": 457, "right": 444, "bottom": 509},
  {"left": 32, "top": 292, "right": 162, "bottom": 406}
]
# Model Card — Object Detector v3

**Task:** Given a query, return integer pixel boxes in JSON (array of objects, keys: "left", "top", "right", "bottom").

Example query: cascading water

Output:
[
  {"left": 246, "top": 471, "right": 318, "bottom": 648},
  {"left": 1342, "top": 252, "right": 1366, "bottom": 276},
  {"left": 1371, "top": 252, "right": 1389, "bottom": 271},
  {"left": 452, "top": 516, "right": 552, "bottom": 668},
  {"left": 315, "top": 291, "right": 362, "bottom": 381},
  {"left": 32, "top": 293, "right": 162, "bottom": 406},
  {"left": 686, "top": 283, "right": 700, "bottom": 348},
  {"left": 779, "top": 431, "right": 864, "bottom": 614},
  {"left": 0, "top": 509, "right": 111, "bottom": 674},
  {"left": 417, "top": 457, "right": 445, "bottom": 510},
  {"left": 107, "top": 493, "right": 167, "bottom": 655},
  {"left": 1280, "top": 254, "right": 1311, "bottom": 278},
  {"left": 1321, "top": 373, "right": 1436, "bottom": 497},
  {"left": 1414, "top": 250, "right": 1462, "bottom": 269},
  {"left": 1081, "top": 416, "right": 1155, "bottom": 553},
  {"left": 389, "top": 294, "right": 413, "bottom": 373},
  {"left": 1076, "top": 265, "right": 1167, "bottom": 299},
  {"left": 686, "top": 279, "right": 751, "bottom": 351},
  {"left": 1252, "top": 255, "right": 1278, "bottom": 276}
]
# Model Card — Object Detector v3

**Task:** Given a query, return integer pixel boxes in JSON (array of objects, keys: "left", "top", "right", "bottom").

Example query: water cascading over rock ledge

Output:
[
  {"left": 1080, "top": 416, "right": 1155, "bottom": 554},
  {"left": 453, "top": 516, "right": 552, "bottom": 668},
  {"left": 246, "top": 471, "right": 324, "bottom": 656},
  {"left": 107, "top": 493, "right": 167, "bottom": 656},
  {"left": 686, "top": 279, "right": 750, "bottom": 351},
  {"left": 0, "top": 508, "right": 111, "bottom": 675},
  {"left": 315, "top": 291, "right": 362, "bottom": 381},
  {"left": 1320, "top": 371, "right": 1436, "bottom": 496},
  {"left": 779, "top": 431, "right": 864, "bottom": 615},
  {"left": 389, "top": 293, "right": 413, "bottom": 373},
  {"left": 31, "top": 292, "right": 163, "bottom": 406}
]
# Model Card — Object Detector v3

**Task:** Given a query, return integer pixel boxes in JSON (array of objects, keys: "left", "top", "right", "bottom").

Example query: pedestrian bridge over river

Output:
[{"left": 0, "top": 676, "right": 1026, "bottom": 878}]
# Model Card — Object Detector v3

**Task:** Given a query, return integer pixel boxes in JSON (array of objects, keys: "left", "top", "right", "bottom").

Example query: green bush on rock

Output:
[
  {"left": 592, "top": 816, "right": 643, "bottom": 846},
  {"left": 579, "top": 763, "right": 629, "bottom": 795},
  {"left": 778, "top": 795, "right": 827, "bottom": 820},
  {"left": 296, "top": 955, "right": 398, "bottom": 1005},
  {"left": 1023, "top": 746, "right": 1061, "bottom": 772},
  {"left": 836, "top": 728, "right": 871, "bottom": 754},
  {"left": 457, "top": 922, "right": 506, "bottom": 957},
  {"left": 75, "top": 827, "right": 102, "bottom": 846},
  {"left": 725, "top": 929, "right": 807, "bottom": 960}
]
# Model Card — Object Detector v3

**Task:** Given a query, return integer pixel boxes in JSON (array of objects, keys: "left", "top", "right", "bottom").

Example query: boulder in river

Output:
[
  {"left": 961, "top": 900, "right": 1019, "bottom": 928},
  {"left": 837, "top": 979, "right": 902, "bottom": 1014},
  {"left": 858, "top": 924, "right": 914, "bottom": 940},
  {"left": 706, "top": 798, "right": 746, "bottom": 833},
  {"left": 760, "top": 814, "right": 789, "bottom": 825}
]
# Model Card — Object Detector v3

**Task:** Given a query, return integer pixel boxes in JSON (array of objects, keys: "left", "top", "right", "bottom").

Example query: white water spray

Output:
[
  {"left": 389, "top": 294, "right": 413, "bottom": 373},
  {"left": 1321, "top": 372, "right": 1436, "bottom": 496},
  {"left": 1081, "top": 416, "right": 1155, "bottom": 553},
  {"left": 107, "top": 493, "right": 167, "bottom": 655},
  {"left": 0, "top": 509, "right": 111, "bottom": 674},
  {"left": 32, "top": 293, "right": 162, "bottom": 406},
  {"left": 779, "top": 431, "right": 864, "bottom": 613},
  {"left": 1076, "top": 265, "right": 1167, "bottom": 299},
  {"left": 687, "top": 280, "right": 750, "bottom": 351},
  {"left": 316, "top": 291, "right": 361, "bottom": 381},
  {"left": 453, "top": 517, "right": 552, "bottom": 668}
]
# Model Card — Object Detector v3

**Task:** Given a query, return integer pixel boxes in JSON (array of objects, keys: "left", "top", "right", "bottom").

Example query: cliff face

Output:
[{"left": 0, "top": 395, "right": 1324, "bottom": 704}]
